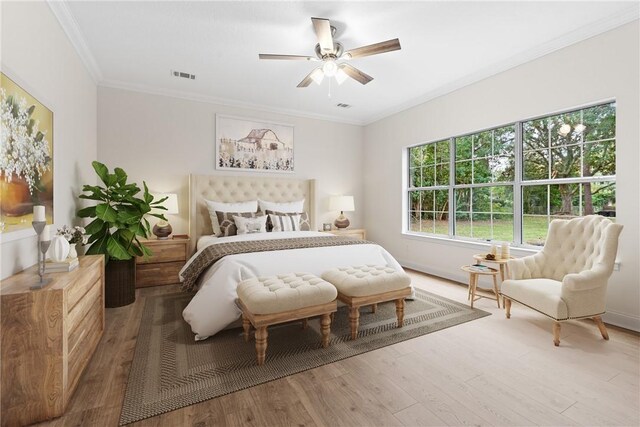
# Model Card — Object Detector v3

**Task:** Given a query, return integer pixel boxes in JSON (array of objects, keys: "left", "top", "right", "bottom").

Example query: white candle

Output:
[
  {"left": 40, "top": 225, "right": 51, "bottom": 242},
  {"left": 33, "top": 205, "right": 46, "bottom": 222},
  {"left": 501, "top": 242, "right": 510, "bottom": 259}
]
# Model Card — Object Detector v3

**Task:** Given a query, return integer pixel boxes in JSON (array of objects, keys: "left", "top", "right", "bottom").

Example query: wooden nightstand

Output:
[
  {"left": 323, "top": 228, "right": 367, "bottom": 240},
  {"left": 136, "top": 238, "right": 190, "bottom": 288}
]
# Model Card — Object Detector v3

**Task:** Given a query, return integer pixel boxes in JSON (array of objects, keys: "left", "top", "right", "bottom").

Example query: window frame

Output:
[{"left": 404, "top": 100, "right": 616, "bottom": 248}]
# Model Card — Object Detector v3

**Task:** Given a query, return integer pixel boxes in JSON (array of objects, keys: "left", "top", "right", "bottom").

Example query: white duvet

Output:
[{"left": 180, "top": 231, "right": 405, "bottom": 340}]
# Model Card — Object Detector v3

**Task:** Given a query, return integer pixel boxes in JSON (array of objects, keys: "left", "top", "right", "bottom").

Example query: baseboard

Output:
[{"left": 399, "top": 259, "right": 640, "bottom": 333}]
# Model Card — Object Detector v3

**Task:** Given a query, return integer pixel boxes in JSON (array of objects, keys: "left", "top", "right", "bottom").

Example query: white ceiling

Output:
[{"left": 59, "top": 1, "right": 638, "bottom": 125}]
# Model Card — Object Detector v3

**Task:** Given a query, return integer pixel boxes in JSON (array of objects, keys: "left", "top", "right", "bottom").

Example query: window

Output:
[{"left": 406, "top": 102, "right": 616, "bottom": 246}]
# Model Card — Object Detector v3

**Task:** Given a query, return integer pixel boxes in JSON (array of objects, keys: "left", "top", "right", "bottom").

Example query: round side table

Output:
[
  {"left": 472, "top": 254, "right": 514, "bottom": 282},
  {"left": 460, "top": 265, "right": 500, "bottom": 309}
]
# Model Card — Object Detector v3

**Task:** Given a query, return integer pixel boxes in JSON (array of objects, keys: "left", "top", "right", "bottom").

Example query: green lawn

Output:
[{"left": 412, "top": 215, "right": 555, "bottom": 245}]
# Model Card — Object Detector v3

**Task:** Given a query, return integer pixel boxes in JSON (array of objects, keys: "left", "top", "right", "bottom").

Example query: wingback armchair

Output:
[{"left": 502, "top": 215, "right": 623, "bottom": 346}]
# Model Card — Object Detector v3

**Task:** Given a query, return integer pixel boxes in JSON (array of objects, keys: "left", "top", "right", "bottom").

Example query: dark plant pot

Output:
[{"left": 105, "top": 259, "right": 136, "bottom": 308}]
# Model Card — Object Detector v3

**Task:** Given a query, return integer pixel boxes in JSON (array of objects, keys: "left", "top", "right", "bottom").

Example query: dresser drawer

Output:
[
  {"left": 136, "top": 261, "right": 183, "bottom": 287},
  {"left": 136, "top": 242, "right": 186, "bottom": 264},
  {"left": 66, "top": 262, "right": 102, "bottom": 312},
  {"left": 67, "top": 279, "right": 101, "bottom": 334},
  {"left": 67, "top": 306, "right": 102, "bottom": 394}
]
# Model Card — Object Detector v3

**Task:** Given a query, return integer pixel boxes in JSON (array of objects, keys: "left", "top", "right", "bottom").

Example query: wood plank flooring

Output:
[{"left": 38, "top": 270, "right": 640, "bottom": 426}]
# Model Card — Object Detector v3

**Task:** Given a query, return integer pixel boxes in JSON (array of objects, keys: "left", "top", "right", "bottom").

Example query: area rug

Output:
[{"left": 119, "top": 288, "right": 490, "bottom": 425}]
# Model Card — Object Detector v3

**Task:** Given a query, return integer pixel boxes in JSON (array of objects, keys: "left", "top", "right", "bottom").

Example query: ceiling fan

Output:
[{"left": 259, "top": 17, "right": 401, "bottom": 88}]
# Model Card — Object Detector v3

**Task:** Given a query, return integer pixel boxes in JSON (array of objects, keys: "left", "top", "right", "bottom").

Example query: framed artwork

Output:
[
  {"left": 216, "top": 114, "right": 294, "bottom": 173},
  {"left": 0, "top": 72, "right": 54, "bottom": 237}
]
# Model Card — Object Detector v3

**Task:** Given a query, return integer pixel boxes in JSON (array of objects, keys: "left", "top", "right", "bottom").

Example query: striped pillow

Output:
[
  {"left": 265, "top": 210, "right": 310, "bottom": 231},
  {"left": 268, "top": 213, "right": 301, "bottom": 232}
]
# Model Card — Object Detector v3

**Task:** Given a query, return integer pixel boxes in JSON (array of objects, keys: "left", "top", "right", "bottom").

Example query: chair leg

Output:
[
  {"left": 349, "top": 306, "right": 360, "bottom": 340},
  {"left": 371, "top": 303, "right": 377, "bottom": 314},
  {"left": 504, "top": 298, "right": 511, "bottom": 319},
  {"left": 553, "top": 322, "right": 561, "bottom": 347},
  {"left": 593, "top": 316, "right": 609, "bottom": 340},
  {"left": 255, "top": 326, "right": 268, "bottom": 365},
  {"left": 320, "top": 313, "right": 331, "bottom": 348},
  {"left": 395, "top": 298, "right": 405, "bottom": 328},
  {"left": 242, "top": 313, "right": 251, "bottom": 342}
]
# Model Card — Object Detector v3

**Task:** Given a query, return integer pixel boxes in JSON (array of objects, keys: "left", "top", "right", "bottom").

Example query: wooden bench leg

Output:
[
  {"left": 255, "top": 326, "right": 268, "bottom": 365},
  {"left": 242, "top": 313, "right": 251, "bottom": 342},
  {"left": 301, "top": 318, "right": 308, "bottom": 330},
  {"left": 349, "top": 307, "right": 360, "bottom": 340},
  {"left": 321, "top": 313, "right": 331, "bottom": 348},
  {"left": 504, "top": 298, "right": 511, "bottom": 319},
  {"left": 371, "top": 304, "right": 377, "bottom": 314},
  {"left": 395, "top": 298, "right": 405, "bottom": 328}
]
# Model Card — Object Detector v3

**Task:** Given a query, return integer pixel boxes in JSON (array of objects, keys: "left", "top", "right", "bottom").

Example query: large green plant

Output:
[{"left": 77, "top": 161, "right": 167, "bottom": 262}]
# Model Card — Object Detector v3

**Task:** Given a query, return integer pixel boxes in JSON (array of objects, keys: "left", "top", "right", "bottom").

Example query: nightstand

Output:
[
  {"left": 323, "top": 228, "right": 367, "bottom": 240},
  {"left": 135, "top": 238, "right": 190, "bottom": 288}
]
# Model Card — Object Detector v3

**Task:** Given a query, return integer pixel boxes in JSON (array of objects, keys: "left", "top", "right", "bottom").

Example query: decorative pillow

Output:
[
  {"left": 268, "top": 213, "right": 301, "bottom": 232},
  {"left": 233, "top": 215, "right": 268, "bottom": 235},
  {"left": 258, "top": 198, "right": 304, "bottom": 213},
  {"left": 205, "top": 200, "right": 258, "bottom": 236},
  {"left": 216, "top": 211, "right": 263, "bottom": 237},
  {"left": 265, "top": 210, "right": 310, "bottom": 231}
]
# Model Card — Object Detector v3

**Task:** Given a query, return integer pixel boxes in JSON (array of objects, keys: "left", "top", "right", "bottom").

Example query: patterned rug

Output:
[{"left": 119, "top": 288, "right": 490, "bottom": 425}]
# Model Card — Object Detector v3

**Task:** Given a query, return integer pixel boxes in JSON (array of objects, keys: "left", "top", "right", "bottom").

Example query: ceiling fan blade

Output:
[
  {"left": 311, "top": 17, "right": 334, "bottom": 53},
  {"left": 344, "top": 38, "right": 401, "bottom": 59},
  {"left": 340, "top": 64, "right": 373, "bottom": 85},
  {"left": 297, "top": 68, "right": 322, "bottom": 88},
  {"left": 259, "top": 54, "right": 317, "bottom": 61}
]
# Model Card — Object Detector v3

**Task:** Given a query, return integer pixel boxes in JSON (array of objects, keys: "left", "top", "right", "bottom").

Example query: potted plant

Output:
[{"left": 78, "top": 161, "right": 167, "bottom": 307}]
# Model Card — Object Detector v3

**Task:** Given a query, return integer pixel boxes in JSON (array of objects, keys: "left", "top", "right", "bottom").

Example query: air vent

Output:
[
  {"left": 171, "top": 70, "right": 196, "bottom": 80},
  {"left": 336, "top": 103, "right": 351, "bottom": 108}
]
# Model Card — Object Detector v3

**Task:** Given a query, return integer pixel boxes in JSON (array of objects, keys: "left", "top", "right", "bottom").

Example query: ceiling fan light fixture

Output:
[
  {"left": 335, "top": 67, "right": 348, "bottom": 85},
  {"left": 322, "top": 59, "right": 338, "bottom": 77},
  {"left": 310, "top": 68, "right": 325, "bottom": 85}
]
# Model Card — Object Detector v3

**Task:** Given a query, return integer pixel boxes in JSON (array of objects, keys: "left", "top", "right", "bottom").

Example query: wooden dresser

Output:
[
  {"left": 324, "top": 228, "right": 367, "bottom": 240},
  {"left": 0, "top": 255, "right": 105, "bottom": 426},
  {"left": 135, "top": 238, "right": 189, "bottom": 287}
]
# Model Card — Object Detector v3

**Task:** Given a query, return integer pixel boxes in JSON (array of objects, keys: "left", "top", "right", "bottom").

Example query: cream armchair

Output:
[{"left": 502, "top": 215, "right": 623, "bottom": 346}]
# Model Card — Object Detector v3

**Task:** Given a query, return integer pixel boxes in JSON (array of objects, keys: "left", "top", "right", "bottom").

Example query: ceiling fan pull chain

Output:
[{"left": 328, "top": 78, "right": 332, "bottom": 98}]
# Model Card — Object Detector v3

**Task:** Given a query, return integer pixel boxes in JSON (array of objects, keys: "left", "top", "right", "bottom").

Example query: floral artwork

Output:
[
  {"left": 0, "top": 72, "right": 53, "bottom": 234},
  {"left": 216, "top": 115, "right": 294, "bottom": 172}
]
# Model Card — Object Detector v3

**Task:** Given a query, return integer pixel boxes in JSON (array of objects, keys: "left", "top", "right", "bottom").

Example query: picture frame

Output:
[
  {"left": 322, "top": 223, "right": 332, "bottom": 231},
  {"left": 215, "top": 114, "right": 294, "bottom": 173}
]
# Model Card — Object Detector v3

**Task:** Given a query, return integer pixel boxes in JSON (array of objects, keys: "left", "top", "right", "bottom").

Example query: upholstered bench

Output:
[
  {"left": 237, "top": 273, "right": 337, "bottom": 365},
  {"left": 321, "top": 265, "right": 412, "bottom": 340}
]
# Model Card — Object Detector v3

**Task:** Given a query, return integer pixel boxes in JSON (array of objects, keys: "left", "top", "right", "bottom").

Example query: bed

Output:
[{"left": 181, "top": 174, "right": 407, "bottom": 340}]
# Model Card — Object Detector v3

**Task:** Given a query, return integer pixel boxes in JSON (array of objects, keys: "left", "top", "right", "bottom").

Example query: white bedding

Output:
[{"left": 181, "top": 231, "right": 405, "bottom": 340}]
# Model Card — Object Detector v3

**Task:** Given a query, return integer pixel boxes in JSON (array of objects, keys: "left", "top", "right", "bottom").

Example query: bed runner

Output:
[{"left": 180, "top": 235, "right": 374, "bottom": 292}]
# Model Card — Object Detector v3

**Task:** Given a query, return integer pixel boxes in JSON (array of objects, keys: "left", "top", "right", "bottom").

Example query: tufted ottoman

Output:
[
  {"left": 237, "top": 273, "right": 337, "bottom": 365},
  {"left": 321, "top": 265, "right": 412, "bottom": 340}
]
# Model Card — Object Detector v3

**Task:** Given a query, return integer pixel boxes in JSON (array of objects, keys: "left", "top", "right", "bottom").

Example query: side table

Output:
[{"left": 461, "top": 265, "right": 500, "bottom": 309}]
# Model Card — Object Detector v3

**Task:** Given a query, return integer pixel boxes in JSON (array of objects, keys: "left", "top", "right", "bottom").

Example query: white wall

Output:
[
  {"left": 0, "top": 1, "right": 98, "bottom": 279},
  {"left": 363, "top": 21, "right": 640, "bottom": 330},
  {"left": 97, "top": 87, "right": 364, "bottom": 234}
]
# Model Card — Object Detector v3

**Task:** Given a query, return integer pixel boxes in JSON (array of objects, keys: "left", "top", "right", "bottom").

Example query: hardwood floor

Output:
[{"left": 38, "top": 270, "right": 640, "bottom": 426}]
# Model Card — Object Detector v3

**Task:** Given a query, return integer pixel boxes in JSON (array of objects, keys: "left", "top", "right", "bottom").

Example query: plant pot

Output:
[
  {"left": 0, "top": 173, "right": 32, "bottom": 216},
  {"left": 105, "top": 259, "right": 136, "bottom": 308}
]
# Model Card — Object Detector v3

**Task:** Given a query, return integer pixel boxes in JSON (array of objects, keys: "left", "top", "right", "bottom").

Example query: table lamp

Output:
[
  {"left": 329, "top": 195, "right": 355, "bottom": 229},
  {"left": 152, "top": 193, "right": 179, "bottom": 239}
]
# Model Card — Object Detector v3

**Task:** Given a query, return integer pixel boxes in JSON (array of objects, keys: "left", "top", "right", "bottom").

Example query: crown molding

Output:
[
  {"left": 99, "top": 79, "right": 366, "bottom": 126},
  {"left": 364, "top": 7, "right": 640, "bottom": 126},
  {"left": 47, "top": 0, "right": 103, "bottom": 83}
]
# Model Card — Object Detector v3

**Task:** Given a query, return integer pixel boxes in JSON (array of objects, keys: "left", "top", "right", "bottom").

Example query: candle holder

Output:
[{"left": 31, "top": 221, "right": 51, "bottom": 290}]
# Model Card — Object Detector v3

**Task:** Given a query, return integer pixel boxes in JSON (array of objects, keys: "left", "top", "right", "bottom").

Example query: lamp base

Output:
[
  {"left": 334, "top": 212, "right": 350, "bottom": 229},
  {"left": 153, "top": 222, "right": 173, "bottom": 240}
]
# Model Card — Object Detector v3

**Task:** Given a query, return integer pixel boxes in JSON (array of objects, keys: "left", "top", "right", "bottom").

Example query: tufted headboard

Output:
[{"left": 189, "top": 174, "right": 316, "bottom": 251}]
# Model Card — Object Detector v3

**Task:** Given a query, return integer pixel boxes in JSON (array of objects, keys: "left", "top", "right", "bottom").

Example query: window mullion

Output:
[
  {"left": 448, "top": 137, "right": 455, "bottom": 238},
  {"left": 514, "top": 122, "right": 523, "bottom": 245}
]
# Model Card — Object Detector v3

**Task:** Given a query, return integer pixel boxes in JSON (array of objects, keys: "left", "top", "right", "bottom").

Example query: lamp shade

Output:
[
  {"left": 329, "top": 195, "right": 355, "bottom": 212},
  {"left": 152, "top": 193, "right": 179, "bottom": 215}
]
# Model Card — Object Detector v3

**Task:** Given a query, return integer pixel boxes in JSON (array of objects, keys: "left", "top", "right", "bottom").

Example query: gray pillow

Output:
[
  {"left": 265, "top": 210, "right": 310, "bottom": 231},
  {"left": 215, "top": 211, "right": 263, "bottom": 237}
]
